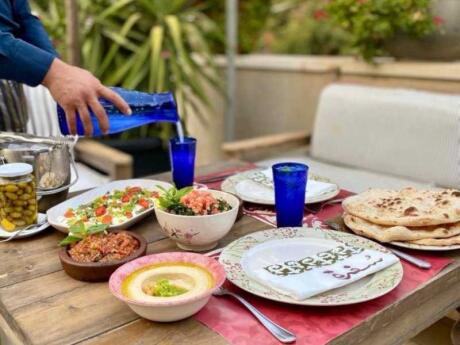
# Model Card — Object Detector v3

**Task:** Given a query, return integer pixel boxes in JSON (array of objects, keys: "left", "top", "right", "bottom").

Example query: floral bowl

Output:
[
  {"left": 109, "top": 252, "right": 226, "bottom": 322},
  {"left": 154, "top": 189, "right": 239, "bottom": 251}
]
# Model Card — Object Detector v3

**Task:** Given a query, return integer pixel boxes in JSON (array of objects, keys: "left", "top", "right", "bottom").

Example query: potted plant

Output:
[
  {"left": 325, "top": 0, "right": 448, "bottom": 61},
  {"left": 32, "top": 0, "right": 222, "bottom": 176}
]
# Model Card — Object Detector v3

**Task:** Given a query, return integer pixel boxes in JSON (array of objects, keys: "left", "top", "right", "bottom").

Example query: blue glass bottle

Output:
[{"left": 57, "top": 87, "right": 179, "bottom": 136}]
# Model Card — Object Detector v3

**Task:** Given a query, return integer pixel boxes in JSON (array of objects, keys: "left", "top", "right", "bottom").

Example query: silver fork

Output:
[
  {"left": 213, "top": 286, "right": 296, "bottom": 343},
  {"left": 0, "top": 220, "right": 48, "bottom": 243}
]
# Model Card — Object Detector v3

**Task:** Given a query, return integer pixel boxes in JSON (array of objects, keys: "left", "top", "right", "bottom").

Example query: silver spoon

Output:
[
  {"left": 0, "top": 220, "right": 48, "bottom": 243},
  {"left": 213, "top": 287, "right": 296, "bottom": 343}
]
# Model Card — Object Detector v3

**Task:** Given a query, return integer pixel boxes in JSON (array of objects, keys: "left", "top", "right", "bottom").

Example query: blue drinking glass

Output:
[
  {"left": 169, "top": 136, "right": 197, "bottom": 189},
  {"left": 272, "top": 163, "right": 309, "bottom": 227}
]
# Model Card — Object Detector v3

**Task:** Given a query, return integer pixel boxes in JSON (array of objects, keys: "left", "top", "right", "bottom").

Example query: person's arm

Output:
[
  {"left": 13, "top": 0, "right": 57, "bottom": 56},
  {"left": 0, "top": 31, "right": 55, "bottom": 86}
]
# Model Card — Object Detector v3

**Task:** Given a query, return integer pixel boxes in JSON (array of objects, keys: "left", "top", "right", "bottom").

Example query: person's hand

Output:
[{"left": 42, "top": 58, "right": 131, "bottom": 135}]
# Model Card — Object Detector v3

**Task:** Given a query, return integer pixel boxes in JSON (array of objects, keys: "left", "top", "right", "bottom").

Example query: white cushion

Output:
[
  {"left": 257, "top": 150, "right": 431, "bottom": 193},
  {"left": 311, "top": 84, "right": 460, "bottom": 188}
]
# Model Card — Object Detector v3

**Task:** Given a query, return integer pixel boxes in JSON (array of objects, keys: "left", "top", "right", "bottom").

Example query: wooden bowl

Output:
[{"left": 59, "top": 230, "right": 147, "bottom": 282}]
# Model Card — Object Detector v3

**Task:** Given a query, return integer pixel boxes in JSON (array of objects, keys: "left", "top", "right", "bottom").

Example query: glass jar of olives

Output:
[{"left": 0, "top": 163, "right": 37, "bottom": 231}]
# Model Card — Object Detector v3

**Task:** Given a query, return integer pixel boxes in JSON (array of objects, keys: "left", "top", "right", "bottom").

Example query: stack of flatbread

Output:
[{"left": 342, "top": 187, "right": 460, "bottom": 247}]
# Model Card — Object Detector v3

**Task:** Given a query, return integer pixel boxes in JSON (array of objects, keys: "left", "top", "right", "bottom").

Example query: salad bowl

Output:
[{"left": 154, "top": 189, "right": 240, "bottom": 251}]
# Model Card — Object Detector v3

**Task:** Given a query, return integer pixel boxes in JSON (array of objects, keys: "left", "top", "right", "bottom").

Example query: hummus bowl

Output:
[
  {"left": 154, "top": 189, "right": 240, "bottom": 251},
  {"left": 109, "top": 252, "right": 226, "bottom": 322}
]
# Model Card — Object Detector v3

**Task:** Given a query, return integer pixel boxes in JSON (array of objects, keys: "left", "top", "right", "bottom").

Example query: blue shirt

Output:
[{"left": 0, "top": 0, "right": 57, "bottom": 86}]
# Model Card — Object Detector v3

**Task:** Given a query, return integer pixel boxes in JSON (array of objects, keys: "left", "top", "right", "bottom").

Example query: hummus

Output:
[{"left": 121, "top": 263, "right": 214, "bottom": 302}]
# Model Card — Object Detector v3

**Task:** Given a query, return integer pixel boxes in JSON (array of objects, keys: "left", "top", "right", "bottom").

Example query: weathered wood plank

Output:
[{"left": 77, "top": 319, "right": 227, "bottom": 345}]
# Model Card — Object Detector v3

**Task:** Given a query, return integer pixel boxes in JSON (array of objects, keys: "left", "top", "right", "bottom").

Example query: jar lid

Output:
[{"left": 0, "top": 163, "right": 33, "bottom": 177}]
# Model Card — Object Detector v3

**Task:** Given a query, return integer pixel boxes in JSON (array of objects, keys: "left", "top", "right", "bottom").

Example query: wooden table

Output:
[{"left": 1, "top": 161, "right": 459, "bottom": 345}]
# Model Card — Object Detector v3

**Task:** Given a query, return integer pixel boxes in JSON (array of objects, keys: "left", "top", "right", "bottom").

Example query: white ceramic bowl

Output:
[
  {"left": 154, "top": 189, "right": 239, "bottom": 251},
  {"left": 109, "top": 252, "right": 226, "bottom": 322}
]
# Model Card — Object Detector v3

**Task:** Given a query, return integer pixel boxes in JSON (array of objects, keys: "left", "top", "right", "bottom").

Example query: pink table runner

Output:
[{"left": 194, "top": 166, "right": 453, "bottom": 345}]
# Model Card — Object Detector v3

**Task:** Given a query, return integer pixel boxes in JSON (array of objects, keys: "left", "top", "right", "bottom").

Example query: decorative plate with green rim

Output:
[
  {"left": 219, "top": 227, "right": 403, "bottom": 306},
  {"left": 221, "top": 168, "right": 340, "bottom": 205}
]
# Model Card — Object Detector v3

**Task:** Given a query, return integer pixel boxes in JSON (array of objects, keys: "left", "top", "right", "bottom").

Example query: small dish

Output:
[
  {"left": 59, "top": 230, "right": 147, "bottom": 282},
  {"left": 109, "top": 252, "right": 226, "bottom": 322},
  {"left": 0, "top": 213, "right": 49, "bottom": 240},
  {"left": 154, "top": 189, "right": 239, "bottom": 251}
]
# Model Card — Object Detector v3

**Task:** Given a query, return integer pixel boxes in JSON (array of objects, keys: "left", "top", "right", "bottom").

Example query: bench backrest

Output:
[{"left": 311, "top": 83, "right": 460, "bottom": 188}]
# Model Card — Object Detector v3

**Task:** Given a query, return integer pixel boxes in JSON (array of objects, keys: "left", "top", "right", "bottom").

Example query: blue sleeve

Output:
[
  {"left": 0, "top": 31, "right": 56, "bottom": 86},
  {"left": 14, "top": 0, "right": 58, "bottom": 56}
]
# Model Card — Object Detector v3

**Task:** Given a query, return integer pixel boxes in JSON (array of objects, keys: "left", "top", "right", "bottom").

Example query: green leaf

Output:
[
  {"left": 59, "top": 235, "right": 83, "bottom": 247},
  {"left": 69, "top": 222, "right": 86, "bottom": 235},
  {"left": 87, "top": 224, "right": 109, "bottom": 234}
]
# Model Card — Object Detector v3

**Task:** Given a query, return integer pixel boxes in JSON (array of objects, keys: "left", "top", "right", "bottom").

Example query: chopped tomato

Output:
[
  {"left": 101, "top": 215, "right": 112, "bottom": 224},
  {"left": 102, "top": 195, "right": 108, "bottom": 200},
  {"left": 125, "top": 211, "right": 133, "bottom": 218},
  {"left": 138, "top": 198, "right": 150, "bottom": 209},
  {"left": 95, "top": 206, "right": 106, "bottom": 216},
  {"left": 151, "top": 191, "right": 160, "bottom": 198},
  {"left": 121, "top": 194, "right": 131, "bottom": 203},
  {"left": 64, "top": 209, "right": 74, "bottom": 218},
  {"left": 128, "top": 186, "right": 142, "bottom": 193}
]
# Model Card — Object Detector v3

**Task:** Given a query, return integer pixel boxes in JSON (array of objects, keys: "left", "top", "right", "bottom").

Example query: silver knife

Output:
[{"left": 387, "top": 247, "right": 431, "bottom": 269}]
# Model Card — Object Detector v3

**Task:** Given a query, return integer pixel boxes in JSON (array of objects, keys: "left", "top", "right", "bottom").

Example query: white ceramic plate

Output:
[
  {"left": 0, "top": 213, "right": 49, "bottom": 239},
  {"left": 390, "top": 240, "right": 460, "bottom": 251},
  {"left": 219, "top": 227, "right": 403, "bottom": 306},
  {"left": 221, "top": 169, "right": 340, "bottom": 205},
  {"left": 47, "top": 179, "right": 173, "bottom": 233}
]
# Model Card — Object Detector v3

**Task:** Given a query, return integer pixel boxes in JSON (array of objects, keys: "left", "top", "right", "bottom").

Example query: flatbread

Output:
[
  {"left": 342, "top": 187, "right": 460, "bottom": 227},
  {"left": 409, "top": 234, "right": 460, "bottom": 246},
  {"left": 343, "top": 213, "right": 460, "bottom": 243}
]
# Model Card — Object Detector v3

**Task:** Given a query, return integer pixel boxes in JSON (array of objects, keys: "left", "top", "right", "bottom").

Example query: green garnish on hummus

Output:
[{"left": 143, "top": 279, "right": 188, "bottom": 297}]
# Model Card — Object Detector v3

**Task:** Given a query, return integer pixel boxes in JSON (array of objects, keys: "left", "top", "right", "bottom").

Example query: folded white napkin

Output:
[
  {"left": 235, "top": 169, "right": 336, "bottom": 203},
  {"left": 241, "top": 240, "right": 399, "bottom": 300}
]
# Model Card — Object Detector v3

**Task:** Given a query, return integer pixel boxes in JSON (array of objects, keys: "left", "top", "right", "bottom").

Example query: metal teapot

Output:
[{"left": 0, "top": 132, "right": 79, "bottom": 209}]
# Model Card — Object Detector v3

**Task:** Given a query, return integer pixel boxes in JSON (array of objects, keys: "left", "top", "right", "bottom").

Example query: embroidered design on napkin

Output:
[
  {"left": 248, "top": 170, "right": 273, "bottom": 189},
  {"left": 264, "top": 245, "right": 364, "bottom": 276},
  {"left": 323, "top": 257, "right": 384, "bottom": 280}
]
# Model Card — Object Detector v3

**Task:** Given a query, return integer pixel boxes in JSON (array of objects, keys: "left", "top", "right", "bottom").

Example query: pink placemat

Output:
[{"left": 193, "top": 168, "right": 453, "bottom": 345}]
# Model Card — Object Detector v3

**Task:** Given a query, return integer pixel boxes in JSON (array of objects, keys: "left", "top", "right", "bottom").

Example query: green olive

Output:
[
  {"left": 14, "top": 206, "right": 22, "bottom": 212},
  {"left": 28, "top": 204, "right": 36, "bottom": 211},
  {"left": 10, "top": 212, "right": 22, "bottom": 218},
  {"left": 23, "top": 210, "right": 33, "bottom": 216},
  {"left": 4, "top": 207, "right": 13, "bottom": 213},
  {"left": 12, "top": 220, "right": 26, "bottom": 226},
  {"left": 20, "top": 193, "right": 31, "bottom": 201},
  {"left": 13, "top": 200, "right": 24, "bottom": 206},
  {"left": 25, "top": 186, "right": 32, "bottom": 194},
  {"left": 5, "top": 184, "right": 18, "bottom": 192},
  {"left": 5, "top": 193, "right": 18, "bottom": 200}
]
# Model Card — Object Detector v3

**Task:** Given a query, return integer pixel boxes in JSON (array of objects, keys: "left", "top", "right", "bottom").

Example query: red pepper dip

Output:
[{"left": 68, "top": 232, "right": 139, "bottom": 263}]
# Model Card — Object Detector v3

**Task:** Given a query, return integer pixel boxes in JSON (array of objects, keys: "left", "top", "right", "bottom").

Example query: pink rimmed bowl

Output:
[
  {"left": 154, "top": 189, "right": 240, "bottom": 252},
  {"left": 109, "top": 252, "right": 226, "bottom": 322}
]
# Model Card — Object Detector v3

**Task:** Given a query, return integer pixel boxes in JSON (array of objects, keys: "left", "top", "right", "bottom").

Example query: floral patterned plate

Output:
[
  {"left": 221, "top": 168, "right": 339, "bottom": 205},
  {"left": 219, "top": 227, "right": 403, "bottom": 306}
]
